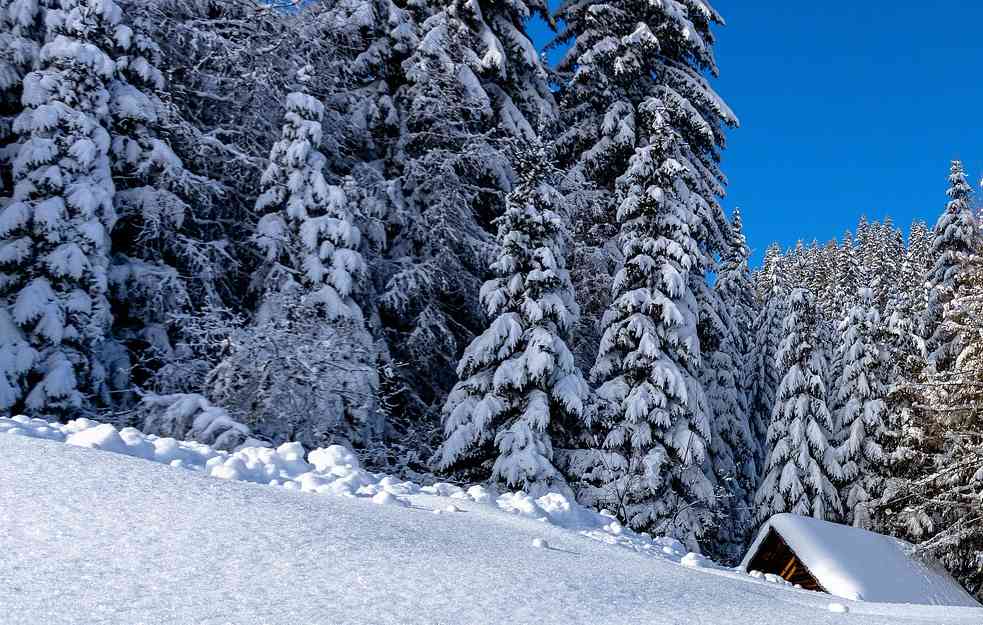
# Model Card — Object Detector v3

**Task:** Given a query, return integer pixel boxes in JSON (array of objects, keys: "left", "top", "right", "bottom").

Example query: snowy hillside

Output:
[{"left": 1, "top": 420, "right": 982, "bottom": 625}]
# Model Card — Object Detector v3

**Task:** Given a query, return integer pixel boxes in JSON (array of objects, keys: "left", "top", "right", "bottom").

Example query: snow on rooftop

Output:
[{"left": 742, "top": 513, "right": 981, "bottom": 607}]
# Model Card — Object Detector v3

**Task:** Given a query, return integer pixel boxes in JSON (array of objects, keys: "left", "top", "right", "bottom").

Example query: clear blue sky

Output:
[{"left": 528, "top": 1, "right": 983, "bottom": 265}]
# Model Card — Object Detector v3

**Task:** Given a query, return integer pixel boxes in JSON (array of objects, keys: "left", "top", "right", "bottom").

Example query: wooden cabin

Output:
[
  {"left": 744, "top": 526, "right": 825, "bottom": 592},
  {"left": 741, "top": 514, "right": 980, "bottom": 607}
]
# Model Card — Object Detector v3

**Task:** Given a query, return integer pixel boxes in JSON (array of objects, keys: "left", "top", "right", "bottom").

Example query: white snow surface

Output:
[
  {"left": 742, "top": 513, "right": 981, "bottom": 607},
  {"left": 1, "top": 417, "right": 982, "bottom": 624}
]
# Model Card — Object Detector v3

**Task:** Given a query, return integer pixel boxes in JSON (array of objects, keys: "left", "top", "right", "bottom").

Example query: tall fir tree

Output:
[
  {"left": 755, "top": 288, "right": 843, "bottom": 523},
  {"left": 103, "top": 9, "right": 226, "bottom": 402},
  {"left": 589, "top": 114, "right": 716, "bottom": 546},
  {"left": 753, "top": 242, "right": 782, "bottom": 302},
  {"left": 0, "top": 0, "right": 126, "bottom": 416},
  {"left": 438, "top": 139, "right": 588, "bottom": 492},
  {"left": 253, "top": 87, "right": 368, "bottom": 323},
  {"left": 884, "top": 254, "right": 983, "bottom": 599},
  {"left": 874, "top": 218, "right": 904, "bottom": 311},
  {"left": 0, "top": 0, "right": 51, "bottom": 194},
  {"left": 748, "top": 246, "right": 786, "bottom": 473},
  {"left": 704, "top": 208, "right": 758, "bottom": 560},
  {"left": 834, "top": 286, "right": 888, "bottom": 528},
  {"left": 207, "top": 83, "right": 380, "bottom": 448},
  {"left": 553, "top": 0, "right": 736, "bottom": 548},
  {"left": 907, "top": 219, "right": 932, "bottom": 292},
  {"left": 834, "top": 230, "right": 859, "bottom": 318},
  {"left": 924, "top": 160, "right": 981, "bottom": 372}
]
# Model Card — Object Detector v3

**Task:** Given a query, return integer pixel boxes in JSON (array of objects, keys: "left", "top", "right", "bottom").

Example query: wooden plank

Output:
[{"left": 780, "top": 556, "right": 798, "bottom": 580}]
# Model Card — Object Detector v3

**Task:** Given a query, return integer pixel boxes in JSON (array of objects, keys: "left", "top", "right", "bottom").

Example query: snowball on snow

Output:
[{"left": 532, "top": 538, "right": 549, "bottom": 549}]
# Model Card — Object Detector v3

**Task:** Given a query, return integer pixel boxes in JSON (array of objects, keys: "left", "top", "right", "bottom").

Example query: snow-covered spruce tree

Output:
[
  {"left": 361, "top": 0, "right": 557, "bottom": 432},
  {"left": 253, "top": 86, "right": 368, "bottom": 321},
  {"left": 716, "top": 209, "right": 758, "bottom": 442},
  {"left": 748, "top": 250, "right": 786, "bottom": 473},
  {"left": 438, "top": 139, "right": 588, "bottom": 492},
  {"left": 588, "top": 120, "right": 715, "bottom": 547},
  {"left": 552, "top": 0, "right": 736, "bottom": 409},
  {"left": 883, "top": 256, "right": 983, "bottom": 599},
  {"left": 874, "top": 220, "right": 933, "bottom": 520},
  {"left": 925, "top": 160, "right": 981, "bottom": 372},
  {"left": 753, "top": 242, "right": 782, "bottom": 303},
  {"left": 834, "top": 286, "right": 888, "bottom": 528},
  {"left": 551, "top": 0, "right": 737, "bottom": 548},
  {"left": 784, "top": 240, "right": 806, "bottom": 290},
  {"left": 876, "top": 287, "right": 932, "bottom": 537},
  {"left": 103, "top": 9, "right": 230, "bottom": 405},
  {"left": 874, "top": 218, "right": 905, "bottom": 312},
  {"left": 815, "top": 239, "right": 841, "bottom": 321},
  {"left": 207, "top": 83, "right": 380, "bottom": 449},
  {"left": 834, "top": 230, "right": 859, "bottom": 318},
  {"left": 907, "top": 219, "right": 932, "bottom": 290},
  {"left": 755, "top": 288, "right": 843, "bottom": 523},
  {"left": 0, "top": 0, "right": 127, "bottom": 417},
  {"left": 702, "top": 208, "right": 758, "bottom": 560},
  {"left": 0, "top": 0, "right": 52, "bottom": 194}
]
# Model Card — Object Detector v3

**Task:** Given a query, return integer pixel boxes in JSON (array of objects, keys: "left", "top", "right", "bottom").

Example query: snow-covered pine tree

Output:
[
  {"left": 877, "top": 281, "right": 931, "bottom": 536},
  {"left": 924, "top": 160, "right": 981, "bottom": 373},
  {"left": 834, "top": 230, "right": 859, "bottom": 318},
  {"left": 0, "top": 0, "right": 126, "bottom": 417},
  {"left": 884, "top": 254, "right": 983, "bottom": 599},
  {"left": 785, "top": 240, "right": 807, "bottom": 291},
  {"left": 716, "top": 209, "right": 758, "bottom": 442},
  {"left": 874, "top": 218, "right": 905, "bottom": 312},
  {"left": 0, "top": 0, "right": 51, "bottom": 194},
  {"left": 755, "top": 288, "right": 843, "bottom": 523},
  {"left": 855, "top": 215, "right": 874, "bottom": 284},
  {"left": 552, "top": 0, "right": 737, "bottom": 416},
  {"left": 438, "top": 138, "right": 588, "bottom": 492},
  {"left": 208, "top": 81, "right": 380, "bottom": 448},
  {"left": 907, "top": 219, "right": 932, "bottom": 290},
  {"left": 552, "top": 0, "right": 737, "bottom": 549},
  {"left": 362, "top": 0, "right": 554, "bottom": 430},
  {"left": 834, "top": 286, "right": 888, "bottom": 528},
  {"left": 815, "top": 239, "right": 840, "bottom": 320},
  {"left": 253, "top": 86, "right": 367, "bottom": 322},
  {"left": 753, "top": 242, "right": 782, "bottom": 302},
  {"left": 748, "top": 248, "right": 787, "bottom": 473},
  {"left": 589, "top": 124, "right": 716, "bottom": 546},
  {"left": 703, "top": 209, "right": 758, "bottom": 560},
  {"left": 103, "top": 8, "right": 228, "bottom": 403}
]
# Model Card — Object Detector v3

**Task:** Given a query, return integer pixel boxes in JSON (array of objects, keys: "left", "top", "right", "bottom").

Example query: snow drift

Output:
[{"left": 2, "top": 416, "right": 983, "bottom": 624}]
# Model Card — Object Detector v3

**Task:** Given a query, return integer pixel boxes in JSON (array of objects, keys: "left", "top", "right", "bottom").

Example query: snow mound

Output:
[
  {"left": 4, "top": 414, "right": 978, "bottom": 617},
  {"left": 0, "top": 416, "right": 704, "bottom": 562},
  {"left": 3, "top": 433, "right": 982, "bottom": 625}
]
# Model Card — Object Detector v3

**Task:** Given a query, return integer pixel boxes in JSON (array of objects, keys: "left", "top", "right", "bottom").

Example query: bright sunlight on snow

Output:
[{"left": 2, "top": 417, "right": 982, "bottom": 625}]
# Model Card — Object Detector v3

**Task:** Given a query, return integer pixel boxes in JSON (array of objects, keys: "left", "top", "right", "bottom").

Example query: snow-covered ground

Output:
[{"left": 1, "top": 417, "right": 982, "bottom": 625}]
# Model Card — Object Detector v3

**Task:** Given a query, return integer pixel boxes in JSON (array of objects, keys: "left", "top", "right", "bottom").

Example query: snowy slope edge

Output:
[{"left": 0, "top": 415, "right": 730, "bottom": 570}]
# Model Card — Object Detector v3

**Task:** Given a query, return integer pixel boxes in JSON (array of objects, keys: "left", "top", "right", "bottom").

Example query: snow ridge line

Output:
[{"left": 0, "top": 415, "right": 792, "bottom": 579}]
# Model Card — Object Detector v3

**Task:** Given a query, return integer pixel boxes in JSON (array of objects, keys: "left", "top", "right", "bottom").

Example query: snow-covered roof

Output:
[{"left": 741, "top": 514, "right": 980, "bottom": 607}]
